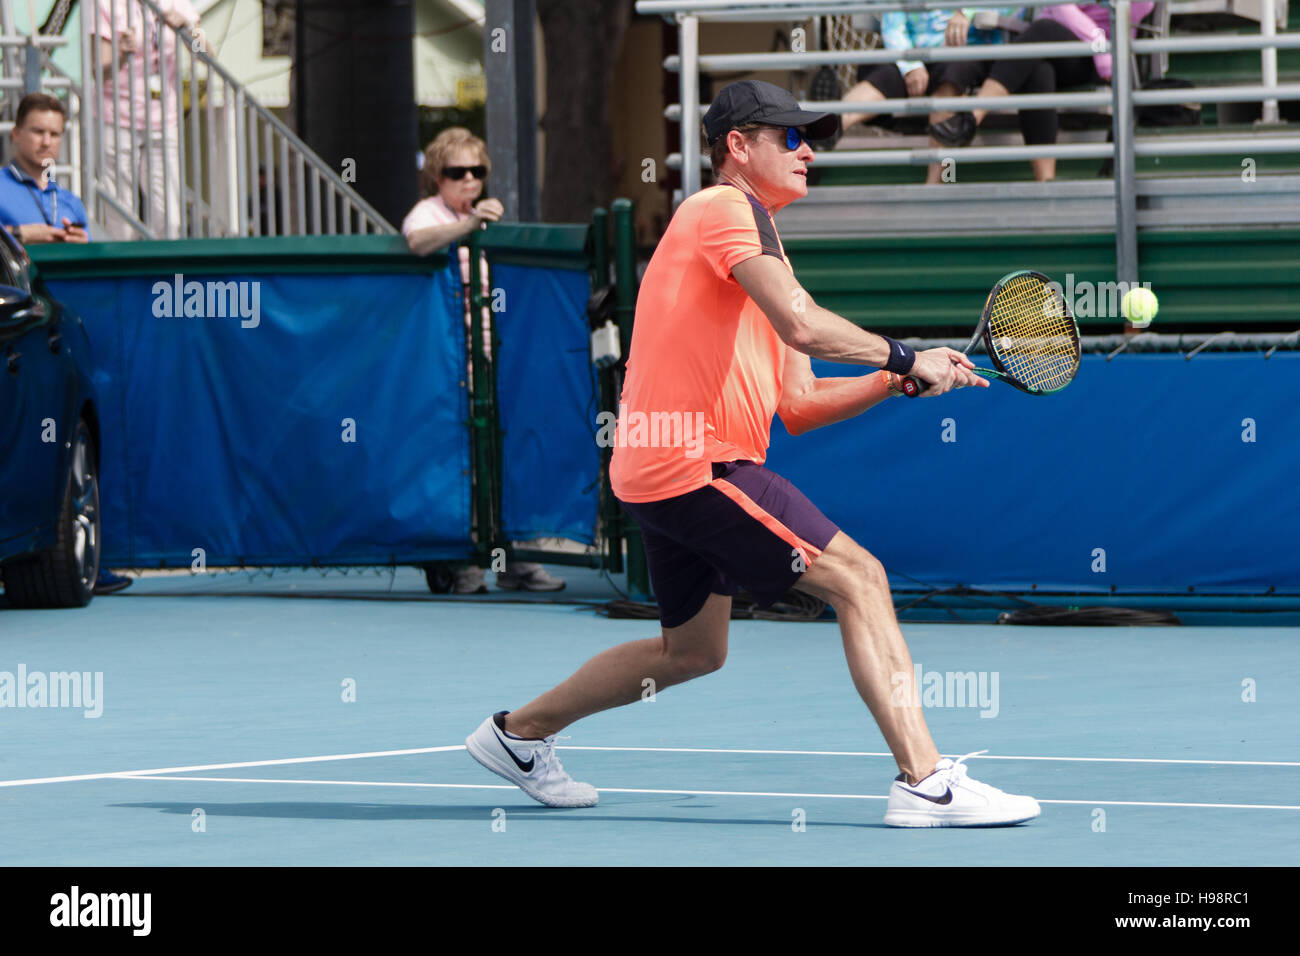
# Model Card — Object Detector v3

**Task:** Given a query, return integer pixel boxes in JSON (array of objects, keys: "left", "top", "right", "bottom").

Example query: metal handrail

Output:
[
  {"left": 666, "top": 41, "right": 1104, "bottom": 69},
  {"left": 64, "top": 0, "right": 393, "bottom": 238},
  {"left": 669, "top": 134, "right": 1300, "bottom": 167},
  {"left": 0, "top": 34, "right": 66, "bottom": 46},
  {"left": 665, "top": 83, "right": 1300, "bottom": 118}
]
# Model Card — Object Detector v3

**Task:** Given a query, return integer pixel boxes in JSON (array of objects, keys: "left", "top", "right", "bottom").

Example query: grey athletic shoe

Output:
[
  {"left": 454, "top": 566, "right": 488, "bottom": 594},
  {"left": 496, "top": 563, "right": 565, "bottom": 592}
]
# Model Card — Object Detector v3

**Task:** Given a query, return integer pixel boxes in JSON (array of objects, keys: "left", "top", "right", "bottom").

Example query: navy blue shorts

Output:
[{"left": 618, "top": 461, "right": 841, "bottom": 628}]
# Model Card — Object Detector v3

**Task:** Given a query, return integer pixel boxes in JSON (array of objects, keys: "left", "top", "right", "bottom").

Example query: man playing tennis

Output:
[{"left": 467, "top": 80, "right": 1041, "bottom": 827}]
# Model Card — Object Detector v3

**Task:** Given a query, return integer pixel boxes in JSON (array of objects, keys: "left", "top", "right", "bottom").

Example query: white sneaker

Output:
[
  {"left": 883, "top": 751, "right": 1041, "bottom": 827},
  {"left": 465, "top": 712, "right": 598, "bottom": 808}
]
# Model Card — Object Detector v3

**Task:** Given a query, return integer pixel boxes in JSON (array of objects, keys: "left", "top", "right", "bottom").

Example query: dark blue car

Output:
[{"left": 0, "top": 227, "right": 102, "bottom": 607}]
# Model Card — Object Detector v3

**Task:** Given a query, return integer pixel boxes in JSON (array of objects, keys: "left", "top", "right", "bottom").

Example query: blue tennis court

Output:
[{"left": 3, "top": 567, "right": 1296, "bottom": 867}]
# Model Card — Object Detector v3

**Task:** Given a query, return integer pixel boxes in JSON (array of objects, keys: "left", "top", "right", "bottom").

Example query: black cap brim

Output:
[{"left": 763, "top": 108, "right": 840, "bottom": 143}]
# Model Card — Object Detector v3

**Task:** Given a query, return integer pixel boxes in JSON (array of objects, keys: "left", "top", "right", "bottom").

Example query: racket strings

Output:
[{"left": 986, "top": 275, "right": 1079, "bottom": 392}]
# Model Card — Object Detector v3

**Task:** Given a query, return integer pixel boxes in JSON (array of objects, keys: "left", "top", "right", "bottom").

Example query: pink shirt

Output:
[
  {"left": 94, "top": 0, "right": 200, "bottom": 132},
  {"left": 403, "top": 195, "right": 491, "bottom": 343},
  {"left": 1040, "top": 3, "right": 1156, "bottom": 80},
  {"left": 401, "top": 194, "right": 489, "bottom": 292}
]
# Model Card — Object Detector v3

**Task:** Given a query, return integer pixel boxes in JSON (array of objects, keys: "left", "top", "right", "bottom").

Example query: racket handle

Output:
[{"left": 900, "top": 375, "right": 924, "bottom": 398}]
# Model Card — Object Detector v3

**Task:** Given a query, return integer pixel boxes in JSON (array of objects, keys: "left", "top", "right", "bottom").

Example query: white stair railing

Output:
[{"left": 3, "top": 0, "right": 394, "bottom": 239}]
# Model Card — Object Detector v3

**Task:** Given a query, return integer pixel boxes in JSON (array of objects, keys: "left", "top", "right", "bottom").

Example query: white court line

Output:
[
  {"left": 0, "top": 746, "right": 467, "bottom": 789},
  {"left": 3, "top": 743, "right": 1295, "bottom": 790},
  {"left": 559, "top": 747, "right": 1300, "bottom": 768},
  {"left": 113, "top": 774, "right": 1300, "bottom": 810}
]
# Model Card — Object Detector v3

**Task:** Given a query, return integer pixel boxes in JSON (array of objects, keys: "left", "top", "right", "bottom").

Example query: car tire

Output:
[{"left": 3, "top": 418, "right": 101, "bottom": 608}]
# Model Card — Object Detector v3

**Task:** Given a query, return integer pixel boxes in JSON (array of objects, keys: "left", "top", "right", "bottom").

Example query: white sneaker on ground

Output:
[
  {"left": 465, "top": 712, "right": 598, "bottom": 808},
  {"left": 496, "top": 562, "right": 565, "bottom": 592},
  {"left": 883, "top": 750, "right": 1041, "bottom": 827}
]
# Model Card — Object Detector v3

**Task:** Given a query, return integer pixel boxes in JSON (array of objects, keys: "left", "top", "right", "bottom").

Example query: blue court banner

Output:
[
  {"left": 489, "top": 262, "right": 601, "bottom": 545},
  {"left": 44, "top": 266, "right": 472, "bottom": 566},
  {"left": 766, "top": 352, "right": 1300, "bottom": 594}
]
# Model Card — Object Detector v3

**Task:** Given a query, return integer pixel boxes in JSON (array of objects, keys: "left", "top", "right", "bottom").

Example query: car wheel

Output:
[{"left": 3, "top": 419, "right": 101, "bottom": 608}]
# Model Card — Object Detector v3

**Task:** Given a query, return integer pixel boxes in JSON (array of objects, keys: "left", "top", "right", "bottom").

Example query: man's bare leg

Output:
[
  {"left": 504, "top": 592, "right": 732, "bottom": 740},
  {"left": 794, "top": 531, "right": 942, "bottom": 785}
]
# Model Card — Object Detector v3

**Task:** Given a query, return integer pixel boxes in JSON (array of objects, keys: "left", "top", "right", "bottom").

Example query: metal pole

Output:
[
  {"left": 263, "top": 123, "right": 275, "bottom": 234},
  {"left": 590, "top": 205, "right": 623, "bottom": 574},
  {"left": 678, "top": 13, "right": 701, "bottom": 197},
  {"left": 140, "top": 1, "right": 155, "bottom": 237},
  {"left": 158, "top": 16, "right": 172, "bottom": 238},
  {"left": 310, "top": 166, "right": 320, "bottom": 233},
  {"left": 248, "top": 103, "right": 261, "bottom": 234},
  {"left": 79, "top": 7, "right": 95, "bottom": 217},
  {"left": 233, "top": 84, "right": 246, "bottom": 235},
  {"left": 1111, "top": 0, "right": 1138, "bottom": 290},
  {"left": 174, "top": 27, "right": 186, "bottom": 237},
  {"left": 295, "top": 151, "right": 306, "bottom": 235},
  {"left": 23, "top": 40, "right": 40, "bottom": 92},
  {"left": 1260, "top": 0, "right": 1280, "bottom": 123},
  {"left": 467, "top": 229, "right": 495, "bottom": 567},
  {"left": 611, "top": 198, "right": 650, "bottom": 600},
  {"left": 483, "top": 0, "right": 539, "bottom": 220}
]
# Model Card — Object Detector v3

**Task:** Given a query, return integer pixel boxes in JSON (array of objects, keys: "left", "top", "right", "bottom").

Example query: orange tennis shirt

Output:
[{"left": 609, "top": 183, "right": 791, "bottom": 503}]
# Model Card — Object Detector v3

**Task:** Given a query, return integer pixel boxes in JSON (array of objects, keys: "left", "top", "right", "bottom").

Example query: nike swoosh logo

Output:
[
  {"left": 493, "top": 726, "right": 535, "bottom": 773},
  {"left": 901, "top": 785, "right": 953, "bottom": 805}
]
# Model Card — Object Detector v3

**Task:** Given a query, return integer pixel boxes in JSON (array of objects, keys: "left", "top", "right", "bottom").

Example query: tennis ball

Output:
[{"left": 1122, "top": 287, "right": 1159, "bottom": 327}]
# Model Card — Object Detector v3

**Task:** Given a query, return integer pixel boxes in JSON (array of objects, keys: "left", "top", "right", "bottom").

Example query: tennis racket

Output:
[{"left": 901, "top": 269, "right": 1080, "bottom": 397}]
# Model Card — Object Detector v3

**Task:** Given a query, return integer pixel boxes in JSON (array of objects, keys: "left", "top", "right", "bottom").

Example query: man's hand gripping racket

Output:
[{"left": 902, "top": 270, "right": 1081, "bottom": 397}]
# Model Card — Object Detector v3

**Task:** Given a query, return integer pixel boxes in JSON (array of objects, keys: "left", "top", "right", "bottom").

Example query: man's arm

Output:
[
  {"left": 10, "top": 223, "right": 68, "bottom": 244},
  {"left": 777, "top": 347, "right": 901, "bottom": 436},
  {"left": 731, "top": 253, "right": 978, "bottom": 394}
]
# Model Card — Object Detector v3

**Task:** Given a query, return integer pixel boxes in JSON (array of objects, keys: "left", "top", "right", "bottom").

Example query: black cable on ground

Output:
[{"left": 997, "top": 606, "right": 1182, "bottom": 626}]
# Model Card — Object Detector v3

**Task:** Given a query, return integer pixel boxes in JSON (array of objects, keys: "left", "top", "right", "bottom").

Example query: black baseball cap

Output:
[{"left": 702, "top": 79, "right": 839, "bottom": 146}]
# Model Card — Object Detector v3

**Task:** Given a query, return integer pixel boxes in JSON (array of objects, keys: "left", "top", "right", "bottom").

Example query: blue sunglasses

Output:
[
  {"left": 775, "top": 126, "right": 806, "bottom": 150},
  {"left": 721, "top": 125, "right": 807, "bottom": 150}
]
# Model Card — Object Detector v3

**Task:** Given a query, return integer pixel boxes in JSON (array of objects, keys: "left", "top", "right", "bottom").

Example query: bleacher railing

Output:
[
  {"left": 37, "top": 0, "right": 394, "bottom": 239},
  {"left": 638, "top": 0, "right": 1300, "bottom": 284}
]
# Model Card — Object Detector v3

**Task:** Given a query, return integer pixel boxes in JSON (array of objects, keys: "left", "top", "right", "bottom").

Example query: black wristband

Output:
[{"left": 880, "top": 336, "right": 916, "bottom": 375}]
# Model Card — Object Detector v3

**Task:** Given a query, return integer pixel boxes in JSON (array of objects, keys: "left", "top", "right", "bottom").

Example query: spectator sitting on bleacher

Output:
[
  {"left": 823, "top": 8, "right": 1021, "bottom": 184},
  {"left": 0, "top": 93, "right": 90, "bottom": 246},
  {"left": 929, "top": 3, "right": 1155, "bottom": 182}
]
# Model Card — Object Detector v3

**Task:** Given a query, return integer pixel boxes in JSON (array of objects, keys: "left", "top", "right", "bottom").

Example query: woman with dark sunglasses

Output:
[
  {"left": 402, "top": 128, "right": 566, "bottom": 595},
  {"left": 402, "top": 127, "right": 503, "bottom": 255}
]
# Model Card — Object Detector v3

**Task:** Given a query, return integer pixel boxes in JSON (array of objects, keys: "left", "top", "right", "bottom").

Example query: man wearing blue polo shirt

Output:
[
  {"left": 1, "top": 92, "right": 131, "bottom": 595},
  {"left": 0, "top": 93, "right": 90, "bottom": 246}
]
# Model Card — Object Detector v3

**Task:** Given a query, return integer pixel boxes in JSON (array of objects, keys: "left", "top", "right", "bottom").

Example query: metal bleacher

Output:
[{"left": 641, "top": 0, "right": 1300, "bottom": 255}]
